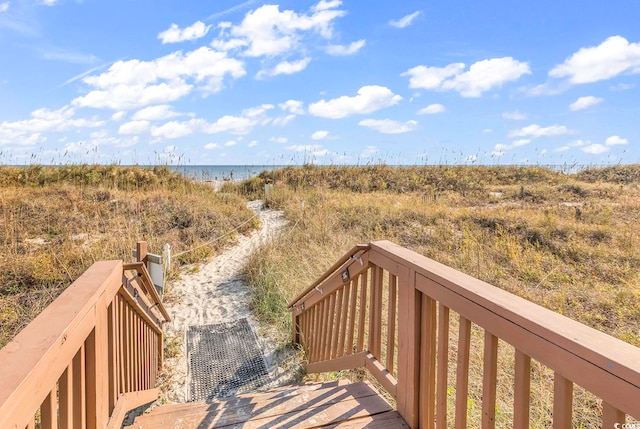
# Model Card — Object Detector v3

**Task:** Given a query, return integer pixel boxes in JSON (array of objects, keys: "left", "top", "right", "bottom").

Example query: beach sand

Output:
[{"left": 160, "top": 200, "right": 293, "bottom": 403}]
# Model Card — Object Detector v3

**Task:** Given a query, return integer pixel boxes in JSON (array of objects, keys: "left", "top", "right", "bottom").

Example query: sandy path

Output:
[{"left": 161, "top": 200, "right": 288, "bottom": 403}]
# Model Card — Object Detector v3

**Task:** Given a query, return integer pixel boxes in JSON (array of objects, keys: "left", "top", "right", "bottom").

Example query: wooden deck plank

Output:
[
  {"left": 319, "top": 410, "right": 410, "bottom": 428},
  {"left": 144, "top": 381, "right": 354, "bottom": 417},
  {"left": 134, "top": 382, "right": 397, "bottom": 429}
]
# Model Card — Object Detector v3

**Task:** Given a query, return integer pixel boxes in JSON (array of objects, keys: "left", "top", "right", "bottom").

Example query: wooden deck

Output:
[{"left": 132, "top": 381, "right": 408, "bottom": 428}]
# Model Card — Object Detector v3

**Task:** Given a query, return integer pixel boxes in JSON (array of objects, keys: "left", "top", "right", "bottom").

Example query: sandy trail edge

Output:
[{"left": 161, "top": 200, "right": 290, "bottom": 403}]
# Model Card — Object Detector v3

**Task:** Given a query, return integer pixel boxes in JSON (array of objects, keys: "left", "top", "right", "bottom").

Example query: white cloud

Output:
[
  {"left": 204, "top": 115, "right": 257, "bottom": 135},
  {"left": 359, "top": 119, "right": 418, "bottom": 134},
  {"left": 133, "top": 104, "right": 181, "bottom": 121},
  {"left": 606, "top": 135, "right": 628, "bottom": 146},
  {"left": 404, "top": 57, "right": 531, "bottom": 97},
  {"left": 508, "top": 124, "right": 575, "bottom": 138},
  {"left": 483, "top": 128, "right": 493, "bottom": 134},
  {"left": 224, "top": 140, "right": 237, "bottom": 146},
  {"left": 309, "top": 85, "right": 402, "bottom": 119},
  {"left": 204, "top": 143, "right": 220, "bottom": 149},
  {"left": 494, "top": 138, "right": 532, "bottom": 153},
  {"left": 248, "top": 140, "right": 258, "bottom": 147},
  {"left": 0, "top": 106, "right": 103, "bottom": 146},
  {"left": 512, "top": 139, "right": 531, "bottom": 147},
  {"left": 151, "top": 120, "right": 201, "bottom": 139},
  {"left": 502, "top": 111, "right": 527, "bottom": 120},
  {"left": 38, "top": 0, "right": 57, "bottom": 5},
  {"left": 215, "top": 2, "right": 346, "bottom": 57},
  {"left": 145, "top": 107, "right": 268, "bottom": 140},
  {"left": 326, "top": 39, "right": 366, "bottom": 56},
  {"left": 0, "top": 131, "right": 46, "bottom": 147},
  {"left": 404, "top": 63, "right": 464, "bottom": 90},
  {"left": 158, "top": 21, "right": 212, "bottom": 44},
  {"left": 73, "top": 80, "right": 193, "bottom": 110},
  {"left": 311, "top": 130, "right": 329, "bottom": 140},
  {"left": 111, "top": 111, "right": 126, "bottom": 121},
  {"left": 563, "top": 136, "right": 628, "bottom": 155},
  {"left": 417, "top": 103, "right": 445, "bottom": 114},
  {"left": 361, "top": 145, "right": 378, "bottom": 158},
  {"left": 0, "top": 2, "right": 10, "bottom": 13},
  {"left": 273, "top": 100, "right": 304, "bottom": 125},
  {"left": 59, "top": 131, "right": 139, "bottom": 158},
  {"left": 582, "top": 144, "right": 609, "bottom": 154},
  {"left": 312, "top": 0, "right": 342, "bottom": 12},
  {"left": 242, "top": 104, "right": 274, "bottom": 118},
  {"left": 389, "top": 11, "right": 421, "bottom": 29},
  {"left": 74, "top": 47, "right": 245, "bottom": 109},
  {"left": 118, "top": 120, "right": 150, "bottom": 135},
  {"left": 270, "top": 136, "right": 288, "bottom": 143},
  {"left": 493, "top": 139, "right": 531, "bottom": 155},
  {"left": 287, "top": 144, "right": 328, "bottom": 156},
  {"left": 549, "top": 36, "right": 640, "bottom": 84},
  {"left": 569, "top": 96, "right": 603, "bottom": 111},
  {"left": 257, "top": 57, "right": 311, "bottom": 79},
  {"left": 610, "top": 83, "right": 635, "bottom": 91},
  {"left": 272, "top": 114, "right": 296, "bottom": 126},
  {"left": 279, "top": 99, "right": 304, "bottom": 114},
  {"left": 557, "top": 139, "right": 591, "bottom": 152},
  {"left": 523, "top": 82, "right": 568, "bottom": 97}
]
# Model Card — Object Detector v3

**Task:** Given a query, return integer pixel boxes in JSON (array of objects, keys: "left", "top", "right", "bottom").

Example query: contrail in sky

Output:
[
  {"left": 58, "top": 57, "right": 125, "bottom": 88},
  {"left": 207, "top": 0, "right": 259, "bottom": 21}
]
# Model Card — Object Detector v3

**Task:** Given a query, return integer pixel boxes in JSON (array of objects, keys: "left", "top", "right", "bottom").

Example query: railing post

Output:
[
  {"left": 136, "top": 241, "right": 148, "bottom": 264},
  {"left": 396, "top": 263, "right": 419, "bottom": 428}
]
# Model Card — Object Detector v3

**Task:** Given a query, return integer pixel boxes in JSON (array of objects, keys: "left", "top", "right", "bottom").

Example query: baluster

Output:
[
  {"left": 553, "top": 373, "right": 573, "bottom": 429},
  {"left": 332, "top": 288, "right": 344, "bottom": 359},
  {"left": 455, "top": 316, "right": 471, "bottom": 429},
  {"left": 602, "top": 402, "right": 625, "bottom": 428},
  {"left": 357, "top": 270, "right": 368, "bottom": 352},
  {"left": 436, "top": 304, "right": 450, "bottom": 429},
  {"left": 386, "top": 274, "right": 397, "bottom": 374},
  {"left": 338, "top": 284, "right": 350, "bottom": 357},
  {"left": 482, "top": 332, "right": 498, "bottom": 429},
  {"left": 59, "top": 366, "right": 73, "bottom": 428},
  {"left": 420, "top": 295, "right": 437, "bottom": 429},
  {"left": 514, "top": 350, "right": 531, "bottom": 429},
  {"left": 346, "top": 276, "right": 358, "bottom": 355},
  {"left": 40, "top": 389, "right": 57, "bottom": 429}
]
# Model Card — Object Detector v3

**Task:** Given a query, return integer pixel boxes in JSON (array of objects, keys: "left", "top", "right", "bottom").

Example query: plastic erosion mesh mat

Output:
[{"left": 187, "top": 318, "right": 269, "bottom": 401}]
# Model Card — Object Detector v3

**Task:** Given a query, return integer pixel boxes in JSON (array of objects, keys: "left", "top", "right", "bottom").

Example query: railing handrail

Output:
[
  {"left": 292, "top": 240, "right": 640, "bottom": 426},
  {"left": 0, "top": 260, "right": 123, "bottom": 428},
  {"left": 369, "top": 240, "right": 640, "bottom": 390},
  {"left": 288, "top": 244, "right": 370, "bottom": 308}
]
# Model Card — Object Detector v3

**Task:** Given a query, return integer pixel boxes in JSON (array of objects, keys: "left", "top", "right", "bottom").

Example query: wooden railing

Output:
[
  {"left": 290, "top": 240, "right": 640, "bottom": 428},
  {"left": 0, "top": 258, "right": 170, "bottom": 429}
]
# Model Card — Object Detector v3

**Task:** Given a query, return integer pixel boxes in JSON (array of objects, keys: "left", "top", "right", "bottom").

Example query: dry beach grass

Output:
[
  {"left": 226, "top": 164, "right": 640, "bottom": 428},
  {"left": 0, "top": 165, "right": 258, "bottom": 348}
]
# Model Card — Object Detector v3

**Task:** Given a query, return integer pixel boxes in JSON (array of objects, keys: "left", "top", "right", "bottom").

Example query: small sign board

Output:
[{"left": 132, "top": 250, "right": 164, "bottom": 297}]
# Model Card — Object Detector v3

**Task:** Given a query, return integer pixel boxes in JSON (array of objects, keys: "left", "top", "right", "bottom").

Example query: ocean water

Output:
[{"left": 169, "top": 165, "right": 286, "bottom": 181}]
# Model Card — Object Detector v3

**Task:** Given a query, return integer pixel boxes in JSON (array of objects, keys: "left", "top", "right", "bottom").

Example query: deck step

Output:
[{"left": 132, "top": 381, "right": 408, "bottom": 428}]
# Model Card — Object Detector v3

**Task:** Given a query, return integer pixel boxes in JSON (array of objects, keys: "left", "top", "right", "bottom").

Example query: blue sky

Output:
[{"left": 0, "top": 0, "right": 639, "bottom": 165}]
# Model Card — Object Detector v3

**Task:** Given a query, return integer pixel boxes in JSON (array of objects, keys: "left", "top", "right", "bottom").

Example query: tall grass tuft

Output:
[{"left": 0, "top": 165, "right": 258, "bottom": 348}]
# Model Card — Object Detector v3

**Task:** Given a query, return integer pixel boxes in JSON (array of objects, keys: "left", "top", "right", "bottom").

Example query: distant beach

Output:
[{"left": 169, "top": 165, "right": 286, "bottom": 182}]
